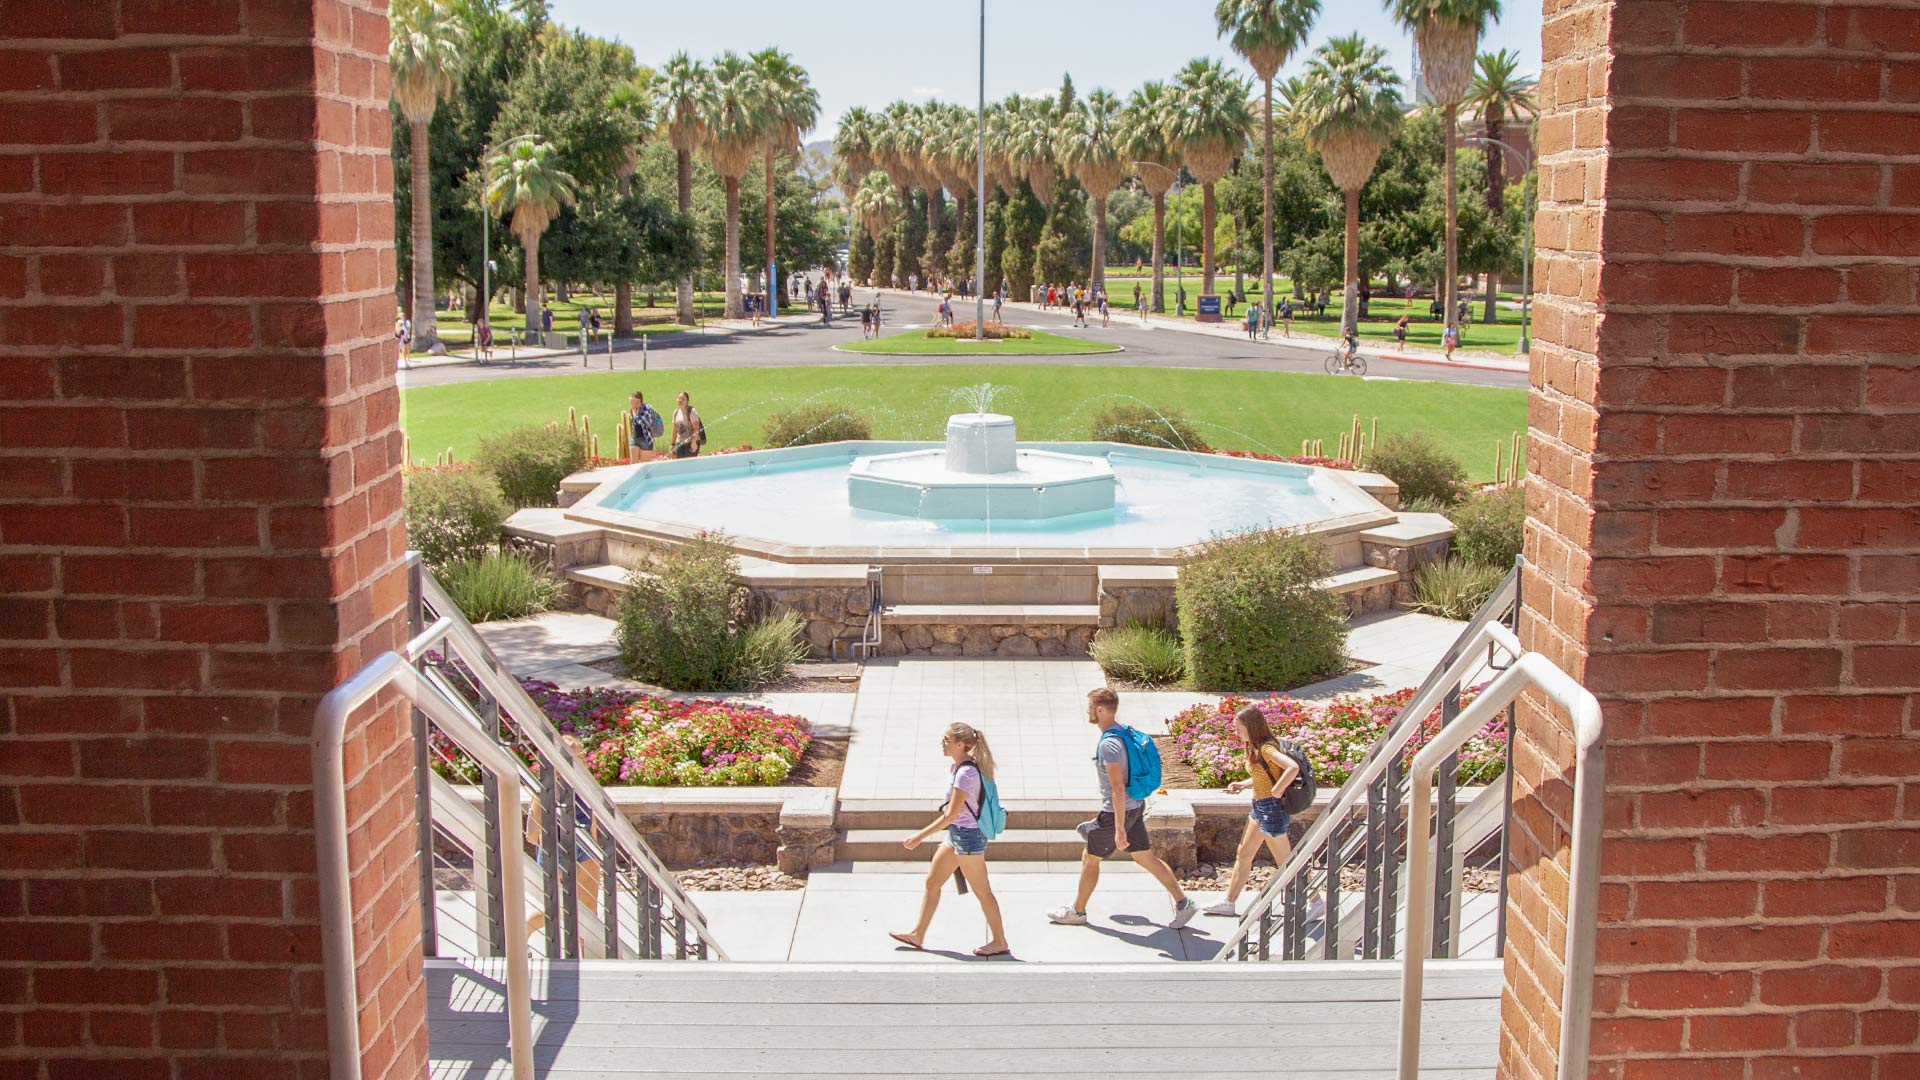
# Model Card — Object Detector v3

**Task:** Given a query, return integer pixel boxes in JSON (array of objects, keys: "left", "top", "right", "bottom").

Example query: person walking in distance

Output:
[
  {"left": 1047, "top": 688, "right": 1199, "bottom": 929},
  {"left": 888, "top": 723, "right": 1011, "bottom": 958},
  {"left": 1203, "top": 705, "right": 1301, "bottom": 918}
]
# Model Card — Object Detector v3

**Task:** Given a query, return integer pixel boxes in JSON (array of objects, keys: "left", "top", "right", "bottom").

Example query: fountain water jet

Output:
[{"left": 847, "top": 413, "right": 1116, "bottom": 520}]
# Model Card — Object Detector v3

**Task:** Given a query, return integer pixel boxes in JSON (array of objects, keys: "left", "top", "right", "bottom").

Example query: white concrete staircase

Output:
[
  {"left": 426, "top": 958, "right": 1503, "bottom": 1078},
  {"left": 833, "top": 800, "right": 1098, "bottom": 863}
]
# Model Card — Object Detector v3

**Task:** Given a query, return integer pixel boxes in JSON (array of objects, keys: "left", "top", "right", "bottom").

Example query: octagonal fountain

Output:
[{"left": 847, "top": 413, "right": 1117, "bottom": 520}]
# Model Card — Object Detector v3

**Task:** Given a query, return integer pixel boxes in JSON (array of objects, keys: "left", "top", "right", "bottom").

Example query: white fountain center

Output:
[{"left": 846, "top": 413, "right": 1117, "bottom": 520}]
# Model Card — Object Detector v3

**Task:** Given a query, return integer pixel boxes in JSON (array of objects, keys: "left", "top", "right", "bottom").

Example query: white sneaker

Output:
[
  {"left": 1202, "top": 899, "right": 1238, "bottom": 918},
  {"left": 1169, "top": 897, "right": 1199, "bottom": 929},
  {"left": 1046, "top": 905, "right": 1089, "bottom": 926}
]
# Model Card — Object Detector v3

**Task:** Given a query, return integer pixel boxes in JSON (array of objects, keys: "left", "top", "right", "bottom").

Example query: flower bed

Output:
[
  {"left": 926, "top": 320, "right": 1031, "bottom": 340},
  {"left": 1212, "top": 449, "right": 1357, "bottom": 471},
  {"left": 1166, "top": 684, "right": 1503, "bottom": 788},
  {"left": 430, "top": 677, "right": 812, "bottom": 787}
]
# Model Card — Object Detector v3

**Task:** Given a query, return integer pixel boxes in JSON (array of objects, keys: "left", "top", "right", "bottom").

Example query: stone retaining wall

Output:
[
  {"left": 880, "top": 622, "right": 1094, "bottom": 658},
  {"left": 1099, "top": 585, "right": 1177, "bottom": 631}
]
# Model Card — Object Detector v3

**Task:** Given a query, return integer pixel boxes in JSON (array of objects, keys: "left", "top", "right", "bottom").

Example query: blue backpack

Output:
[
  {"left": 1103, "top": 725, "right": 1162, "bottom": 802},
  {"left": 962, "top": 762, "right": 1006, "bottom": 840}
]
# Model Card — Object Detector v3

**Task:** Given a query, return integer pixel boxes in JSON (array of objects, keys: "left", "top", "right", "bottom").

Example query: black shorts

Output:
[{"left": 1079, "top": 807, "right": 1150, "bottom": 858}]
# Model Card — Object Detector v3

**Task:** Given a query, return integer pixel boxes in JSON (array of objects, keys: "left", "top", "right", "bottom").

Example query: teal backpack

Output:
[
  {"left": 1102, "top": 725, "right": 1163, "bottom": 802},
  {"left": 964, "top": 762, "right": 1006, "bottom": 840}
]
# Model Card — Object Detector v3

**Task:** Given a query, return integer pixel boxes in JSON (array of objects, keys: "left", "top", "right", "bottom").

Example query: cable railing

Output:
[
  {"left": 1217, "top": 561, "right": 1523, "bottom": 964},
  {"left": 314, "top": 555, "right": 727, "bottom": 1080}
]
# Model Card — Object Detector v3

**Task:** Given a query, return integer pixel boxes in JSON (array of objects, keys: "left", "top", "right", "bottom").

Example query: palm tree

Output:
[
  {"left": 751, "top": 49, "right": 818, "bottom": 308},
  {"left": 702, "top": 52, "right": 768, "bottom": 320},
  {"left": 484, "top": 139, "right": 578, "bottom": 330},
  {"left": 390, "top": 0, "right": 468, "bottom": 354},
  {"left": 1172, "top": 58, "right": 1254, "bottom": 299},
  {"left": 607, "top": 75, "right": 655, "bottom": 338},
  {"left": 1120, "top": 81, "right": 1182, "bottom": 312},
  {"left": 852, "top": 170, "right": 902, "bottom": 246},
  {"left": 1008, "top": 95, "right": 1061, "bottom": 209},
  {"left": 1387, "top": 0, "right": 1503, "bottom": 331},
  {"left": 1216, "top": 0, "right": 1320, "bottom": 313},
  {"left": 1466, "top": 48, "right": 1536, "bottom": 321},
  {"left": 834, "top": 106, "right": 879, "bottom": 188},
  {"left": 1299, "top": 35, "right": 1403, "bottom": 336},
  {"left": 1056, "top": 89, "right": 1127, "bottom": 289},
  {"left": 659, "top": 53, "right": 710, "bottom": 326}
]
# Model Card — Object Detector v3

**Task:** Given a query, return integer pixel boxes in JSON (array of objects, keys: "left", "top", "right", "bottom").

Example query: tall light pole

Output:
[
  {"left": 480, "top": 132, "right": 541, "bottom": 349},
  {"left": 1459, "top": 133, "right": 1533, "bottom": 355},
  {"left": 974, "top": 0, "right": 987, "bottom": 340}
]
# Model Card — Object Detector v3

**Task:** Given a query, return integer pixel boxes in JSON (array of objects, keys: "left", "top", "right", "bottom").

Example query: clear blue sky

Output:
[{"left": 549, "top": 0, "right": 1543, "bottom": 141}]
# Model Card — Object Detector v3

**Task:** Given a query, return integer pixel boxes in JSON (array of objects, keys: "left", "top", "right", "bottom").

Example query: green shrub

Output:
[
  {"left": 1369, "top": 431, "right": 1467, "bottom": 507},
  {"left": 404, "top": 466, "right": 510, "bottom": 569},
  {"left": 617, "top": 536, "right": 742, "bottom": 691},
  {"left": 730, "top": 611, "right": 810, "bottom": 689},
  {"left": 475, "top": 424, "right": 587, "bottom": 508},
  {"left": 1176, "top": 528, "right": 1348, "bottom": 691},
  {"left": 438, "top": 551, "right": 561, "bottom": 623},
  {"left": 1409, "top": 558, "right": 1508, "bottom": 620},
  {"left": 1089, "top": 401, "right": 1210, "bottom": 452},
  {"left": 762, "top": 403, "right": 872, "bottom": 448},
  {"left": 1450, "top": 487, "right": 1524, "bottom": 567},
  {"left": 1089, "top": 623, "right": 1187, "bottom": 686}
]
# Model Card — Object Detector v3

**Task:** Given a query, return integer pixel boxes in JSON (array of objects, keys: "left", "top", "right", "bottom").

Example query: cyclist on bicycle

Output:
[{"left": 1340, "top": 326, "right": 1360, "bottom": 366}]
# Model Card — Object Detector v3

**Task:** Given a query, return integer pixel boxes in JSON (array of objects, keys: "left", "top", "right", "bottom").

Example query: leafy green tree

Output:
[
  {"left": 1466, "top": 49, "right": 1537, "bottom": 320},
  {"left": 390, "top": 0, "right": 469, "bottom": 351},
  {"left": 1299, "top": 34, "right": 1403, "bottom": 334},
  {"left": 484, "top": 138, "right": 577, "bottom": 321}
]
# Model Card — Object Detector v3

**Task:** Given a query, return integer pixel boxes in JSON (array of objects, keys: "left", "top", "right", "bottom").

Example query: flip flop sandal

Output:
[
  {"left": 972, "top": 945, "right": 1011, "bottom": 958},
  {"left": 888, "top": 932, "right": 924, "bottom": 951}
]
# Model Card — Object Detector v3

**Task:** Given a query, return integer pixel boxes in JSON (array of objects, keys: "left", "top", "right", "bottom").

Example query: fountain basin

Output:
[{"left": 848, "top": 447, "right": 1117, "bottom": 519}]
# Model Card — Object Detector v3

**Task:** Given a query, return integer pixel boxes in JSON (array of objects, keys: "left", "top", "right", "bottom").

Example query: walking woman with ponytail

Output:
[
  {"left": 1203, "top": 704, "right": 1302, "bottom": 919},
  {"left": 889, "top": 723, "right": 1011, "bottom": 957}
]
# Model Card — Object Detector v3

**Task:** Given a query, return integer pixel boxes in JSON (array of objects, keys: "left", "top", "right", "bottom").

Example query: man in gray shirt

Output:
[{"left": 1047, "top": 687, "right": 1197, "bottom": 928}]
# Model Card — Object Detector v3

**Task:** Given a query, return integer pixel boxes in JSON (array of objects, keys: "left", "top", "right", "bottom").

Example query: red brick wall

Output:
[
  {"left": 0, "top": 5, "right": 421, "bottom": 1078},
  {"left": 1511, "top": 1, "right": 1920, "bottom": 1077}
]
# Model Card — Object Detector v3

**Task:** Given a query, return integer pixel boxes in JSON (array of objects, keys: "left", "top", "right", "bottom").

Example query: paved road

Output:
[{"left": 400, "top": 284, "right": 1528, "bottom": 391}]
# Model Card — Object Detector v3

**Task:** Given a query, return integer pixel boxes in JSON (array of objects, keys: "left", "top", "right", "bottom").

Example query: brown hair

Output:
[
  {"left": 945, "top": 722, "right": 996, "bottom": 781},
  {"left": 1087, "top": 686, "right": 1119, "bottom": 713},
  {"left": 1235, "top": 704, "right": 1280, "bottom": 780}
]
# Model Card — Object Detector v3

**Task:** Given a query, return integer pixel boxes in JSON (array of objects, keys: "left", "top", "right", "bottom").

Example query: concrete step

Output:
[
  {"left": 837, "top": 798, "right": 1097, "bottom": 831},
  {"left": 883, "top": 603, "right": 1102, "bottom": 625},
  {"left": 836, "top": 827, "right": 1086, "bottom": 862},
  {"left": 1321, "top": 565, "right": 1400, "bottom": 595}
]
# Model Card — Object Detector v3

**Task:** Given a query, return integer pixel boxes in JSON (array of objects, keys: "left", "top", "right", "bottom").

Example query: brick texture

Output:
[
  {"left": 1510, "top": 1, "right": 1920, "bottom": 1078},
  {"left": 0, "top": 5, "right": 417, "bottom": 1079}
]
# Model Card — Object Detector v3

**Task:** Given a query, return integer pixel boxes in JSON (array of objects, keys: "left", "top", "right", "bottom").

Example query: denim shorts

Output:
[
  {"left": 947, "top": 824, "right": 987, "bottom": 855},
  {"left": 1250, "top": 797, "right": 1291, "bottom": 839}
]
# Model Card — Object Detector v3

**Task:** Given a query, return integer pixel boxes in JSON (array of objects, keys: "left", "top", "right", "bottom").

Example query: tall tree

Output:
[
  {"left": 607, "top": 74, "right": 655, "bottom": 337},
  {"left": 702, "top": 52, "right": 767, "bottom": 320},
  {"left": 751, "top": 49, "right": 818, "bottom": 306},
  {"left": 484, "top": 138, "right": 578, "bottom": 326},
  {"left": 1055, "top": 89, "right": 1127, "bottom": 289},
  {"left": 1465, "top": 48, "right": 1536, "bottom": 321},
  {"left": 1301, "top": 35, "right": 1403, "bottom": 335},
  {"left": 390, "top": 0, "right": 469, "bottom": 353},
  {"left": 1387, "top": 0, "right": 1503, "bottom": 331},
  {"left": 1216, "top": 0, "right": 1319, "bottom": 312},
  {"left": 658, "top": 53, "right": 710, "bottom": 325},
  {"left": 1120, "top": 81, "right": 1182, "bottom": 312},
  {"left": 1172, "top": 58, "right": 1254, "bottom": 298}
]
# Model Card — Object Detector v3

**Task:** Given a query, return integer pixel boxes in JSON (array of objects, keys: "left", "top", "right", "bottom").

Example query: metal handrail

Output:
[
  {"left": 315, "top": 648, "right": 535, "bottom": 1080},
  {"left": 414, "top": 568, "right": 725, "bottom": 954},
  {"left": 1215, "top": 568, "right": 1522, "bottom": 959},
  {"left": 1396, "top": 634, "right": 1601, "bottom": 1080}
]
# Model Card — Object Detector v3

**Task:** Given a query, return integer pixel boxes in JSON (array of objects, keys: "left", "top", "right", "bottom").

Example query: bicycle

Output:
[{"left": 1324, "top": 347, "right": 1368, "bottom": 376}]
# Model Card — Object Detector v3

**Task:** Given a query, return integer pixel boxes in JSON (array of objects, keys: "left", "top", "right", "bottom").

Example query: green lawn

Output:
[
  {"left": 839, "top": 329, "right": 1122, "bottom": 356},
  {"left": 425, "top": 295, "right": 726, "bottom": 346},
  {"left": 401, "top": 364, "right": 1525, "bottom": 481},
  {"left": 1096, "top": 278, "right": 1529, "bottom": 351}
]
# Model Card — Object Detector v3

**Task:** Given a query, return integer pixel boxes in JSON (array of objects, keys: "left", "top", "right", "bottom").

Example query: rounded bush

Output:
[
  {"left": 1089, "top": 401, "right": 1209, "bottom": 452},
  {"left": 438, "top": 550, "right": 561, "bottom": 623},
  {"left": 762, "top": 403, "right": 872, "bottom": 448},
  {"left": 475, "top": 424, "right": 588, "bottom": 508},
  {"left": 1449, "top": 486, "right": 1524, "bottom": 567},
  {"left": 1368, "top": 431, "right": 1467, "bottom": 507},
  {"left": 404, "top": 466, "right": 510, "bottom": 569},
  {"left": 614, "top": 535, "right": 808, "bottom": 692},
  {"left": 1175, "top": 528, "right": 1348, "bottom": 692}
]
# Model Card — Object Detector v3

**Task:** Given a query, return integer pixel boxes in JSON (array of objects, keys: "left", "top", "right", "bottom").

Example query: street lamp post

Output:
[
  {"left": 974, "top": 0, "right": 986, "bottom": 340},
  {"left": 1129, "top": 160, "right": 1182, "bottom": 315},
  {"left": 481, "top": 133, "right": 542, "bottom": 354},
  {"left": 1458, "top": 133, "right": 1533, "bottom": 355}
]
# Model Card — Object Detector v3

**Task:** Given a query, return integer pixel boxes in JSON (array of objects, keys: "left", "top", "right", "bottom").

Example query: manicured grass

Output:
[
  {"left": 401, "top": 364, "right": 1525, "bottom": 481},
  {"left": 838, "top": 329, "right": 1122, "bottom": 356},
  {"left": 424, "top": 295, "right": 726, "bottom": 346}
]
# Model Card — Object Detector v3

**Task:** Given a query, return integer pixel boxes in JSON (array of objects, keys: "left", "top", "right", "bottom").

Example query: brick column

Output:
[
  {"left": 1511, "top": 1, "right": 1920, "bottom": 1077},
  {"left": 0, "top": 5, "right": 421, "bottom": 1079}
]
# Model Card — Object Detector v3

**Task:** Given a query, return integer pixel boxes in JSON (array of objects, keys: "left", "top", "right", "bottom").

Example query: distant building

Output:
[{"left": 1411, "top": 48, "right": 1432, "bottom": 105}]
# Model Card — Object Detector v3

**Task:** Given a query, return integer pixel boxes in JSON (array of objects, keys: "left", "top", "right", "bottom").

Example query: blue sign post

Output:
[
  {"left": 768, "top": 261, "right": 778, "bottom": 318},
  {"left": 1196, "top": 294, "right": 1222, "bottom": 323}
]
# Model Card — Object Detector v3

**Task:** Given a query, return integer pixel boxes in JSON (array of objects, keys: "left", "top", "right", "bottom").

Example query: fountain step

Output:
[
  {"left": 837, "top": 827, "right": 1089, "bottom": 862},
  {"left": 839, "top": 800, "right": 1099, "bottom": 831},
  {"left": 1321, "top": 566, "right": 1400, "bottom": 595},
  {"left": 884, "top": 604, "right": 1102, "bottom": 626}
]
